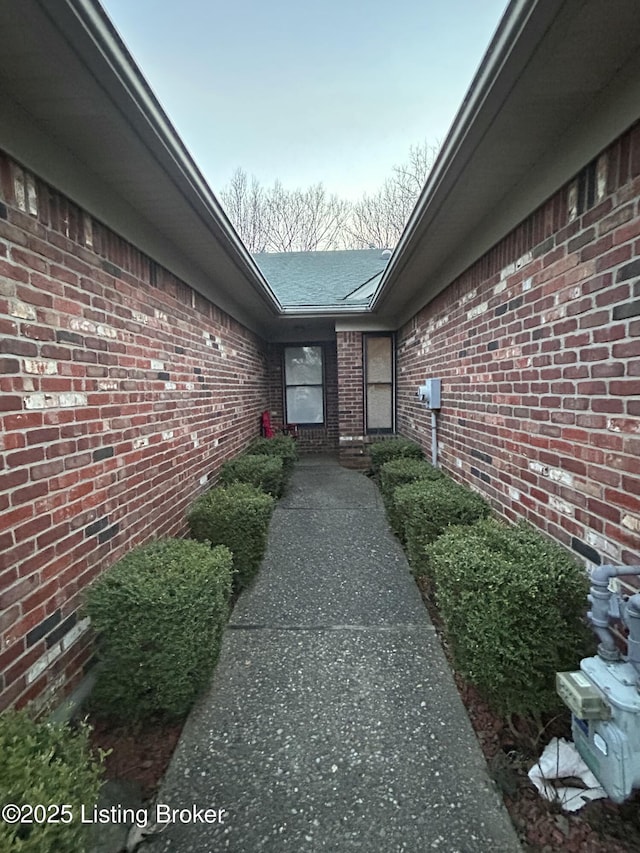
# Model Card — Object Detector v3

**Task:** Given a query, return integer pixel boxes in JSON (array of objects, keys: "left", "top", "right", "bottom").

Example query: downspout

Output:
[{"left": 588, "top": 565, "right": 640, "bottom": 662}]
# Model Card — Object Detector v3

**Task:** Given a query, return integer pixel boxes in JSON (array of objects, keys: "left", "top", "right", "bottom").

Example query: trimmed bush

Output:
[
  {"left": 378, "top": 458, "right": 444, "bottom": 538},
  {"left": 85, "top": 538, "right": 233, "bottom": 722},
  {"left": 428, "top": 519, "right": 592, "bottom": 717},
  {"left": 0, "top": 710, "right": 103, "bottom": 852},
  {"left": 219, "top": 453, "right": 284, "bottom": 498},
  {"left": 248, "top": 435, "right": 298, "bottom": 481},
  {"left": 368, "top": 437, "right": 424, "bottom": 477},
  {"left": 188, "top": 482, "right": 275, "bottom": 589},
  {"left": 395, "top": 477, "right": 491, "bottom": 573}
]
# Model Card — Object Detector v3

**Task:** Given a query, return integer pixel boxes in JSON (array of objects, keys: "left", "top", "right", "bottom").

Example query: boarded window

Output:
[{"left": 365, "top": 334, "right": 394, "bottom": 432}]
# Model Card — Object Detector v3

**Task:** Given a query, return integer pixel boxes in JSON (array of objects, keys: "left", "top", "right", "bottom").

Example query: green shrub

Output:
[
  {"left": 85, "top": 538, "right": 233, "bottom": 722},
  {"left": 0, "top": 710, "right": 103, "bottom": 852},
  {"left": 188, "top": 483, "right": 275, "bottom": 589},
  {"left": 219, "top": 453, "right": 284, "bottom": 498},
  {"left": 248, "top": 435, "right": 298, "bottom": 481},
  {"left": 428, "top": 519, "right": 592, "bottom": 717},
  {"left": 368, "top": 437, "right": 424, "bottom": 477},
  {"left": 395, "top": 477, "right": 491, "bottom": 573},
  {"left": 378, "top": 458, "right": 444, "bottom": 538}
]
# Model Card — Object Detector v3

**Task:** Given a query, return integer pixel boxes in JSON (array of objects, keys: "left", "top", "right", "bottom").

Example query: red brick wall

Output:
[
  {"left": 0, "top": 152, "right": 269, "bottom": 712},
  {"left": 266, "top": 342, "right": 339, "bottom": 453},
  {"left": 397, "top": 122, "right": 640, "bottom": 568},
  {"left": 336, "top": 331, "right": 366, "bottom": 465}
]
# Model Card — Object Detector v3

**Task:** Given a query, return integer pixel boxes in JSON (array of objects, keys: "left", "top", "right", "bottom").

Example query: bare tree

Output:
[
  {"left": 219, "top": 139, "right": 438, "bottom": 253},
  {"left": 345, "top": 140, "right": 439, "bottom": 249},
  {"left": 219, "top": 168, "right": 267, "bottom": 253},
  {"left": 273, "top": 183, "right": 350, "bottom": 252}
]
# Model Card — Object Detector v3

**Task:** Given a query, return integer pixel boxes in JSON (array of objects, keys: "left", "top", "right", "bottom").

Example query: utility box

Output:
[
  {"left": 417, "top": 378, "right": 441, "bottom": 409},
  {"left": 568, "top": 657, "right": 640, "bottom": 803}
]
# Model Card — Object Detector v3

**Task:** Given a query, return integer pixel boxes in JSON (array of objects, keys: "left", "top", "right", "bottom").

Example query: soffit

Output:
[
  {"left": 372, "top": 0, "right": 640, "bottom": 327},
  {"left": 0, "top": 0, "right": 280, "bottom": 336}
]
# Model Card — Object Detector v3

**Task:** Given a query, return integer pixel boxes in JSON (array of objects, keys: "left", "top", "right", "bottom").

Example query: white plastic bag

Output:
[{"left": 528, "top": 737, "right": 607, "bottom": 811}]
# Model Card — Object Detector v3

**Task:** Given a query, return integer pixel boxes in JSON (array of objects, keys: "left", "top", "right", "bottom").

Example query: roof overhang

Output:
[
  {"left": 370, "top": 0, "right": 640, "bottom": 328},
  {"left": 0, "top": 0, "right": 281, "bottom": 337},
  {"left": 2, "top": 1, "right": 639, "bottom": 341}
]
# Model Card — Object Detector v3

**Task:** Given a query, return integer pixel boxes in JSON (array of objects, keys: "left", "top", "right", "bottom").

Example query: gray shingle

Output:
[{"left": 253, "top": 249, "right": 389, "bottom": 306}]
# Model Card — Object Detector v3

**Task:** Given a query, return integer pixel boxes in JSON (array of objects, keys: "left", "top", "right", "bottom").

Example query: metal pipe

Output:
[
  {"left": 624, "top": 594, "right": 640, "bottom": 679},
  {"left": 431, "top": 410, "right": 438, "bottom": 467},
  {"left": 588, "top": 565, "right": 640, "bottom": 661}
]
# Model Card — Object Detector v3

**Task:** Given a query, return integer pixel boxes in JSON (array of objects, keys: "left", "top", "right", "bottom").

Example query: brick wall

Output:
[
  {"left": 397, "top": 122, "right": 640, "bottom": 568},
  {"left": 0, "top": 152, "right": 269, "bottom": 712},
  {"left": 266, "top": 341, "right": 339, "bottom": 453},
  {"left": 336, "top": 331, "right": 366, "bottom": 465}
]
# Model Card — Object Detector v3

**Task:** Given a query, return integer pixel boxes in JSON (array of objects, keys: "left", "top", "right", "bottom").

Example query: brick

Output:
[
  {"left": 98, "top": 523, "right": 120, "bottom": 544},
  {"left": 0, "top": 357, "right": 20, "bottom": 373},
  {"left": 0, "top": 338, "right": 38, "bottom": 357},
  {"left": 616, "top": 258, "right": 640, "bottom": 282},
  {"left": 610, "top": 380, "right": 640, "bottom": 396},
  {"left": 10, "top": 481, "right": 49, "bottom": 506},
  {"left": 0, "top": 395, "right": 22, "bottom": 412},
  {"left": 6, "top": 446, "right": 44, "bottom": 467},
  {"left": 30, "top": 460, "right": 64, "bottom": 480},
  {"left": 25, "top": 609, "right": 61, "bottom": 647},
  {"left": 571, "top": 537, "right": 601, "bottom": 564},
  {"left": 20, "top": 324, "right": 55, "bottom": 342},
  {"left": 92, "top": 446, "right": 114, "bottom": 461},
  {"left": 613, "top": 300, "right": 640, "bottom": 321},
  {"left": 85, "top": 516, "right": 109, "bottom": 537}
]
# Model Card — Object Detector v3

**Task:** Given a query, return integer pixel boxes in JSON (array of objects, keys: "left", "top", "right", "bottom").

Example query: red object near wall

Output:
[{"left": 261, "top": 410, "right": 274, "bottom": 438}]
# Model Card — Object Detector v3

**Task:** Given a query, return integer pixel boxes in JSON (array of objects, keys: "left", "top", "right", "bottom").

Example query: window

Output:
[
  {"left": 284, "top": 346, "right": 324, "bottom": 424},
  {"left": 364, "top": 334, "right": 394, "bottom": 433}
]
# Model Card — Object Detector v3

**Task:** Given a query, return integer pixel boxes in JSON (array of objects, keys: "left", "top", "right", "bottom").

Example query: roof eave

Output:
[
  {"left": 370, "top": 0, "right": 640, "bottom": 327},
  {"left": 0, "top": 0, "right": 281, "bottom": 335}
]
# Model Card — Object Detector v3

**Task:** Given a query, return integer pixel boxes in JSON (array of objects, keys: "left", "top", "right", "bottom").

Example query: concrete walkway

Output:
[{"left": 148, "top": 457, "right": 521, "bottom": 852}]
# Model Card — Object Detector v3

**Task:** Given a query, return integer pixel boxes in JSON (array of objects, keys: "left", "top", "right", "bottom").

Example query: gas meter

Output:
[{"left": 557, "top": 565, "right": 640, "bottom": 802}]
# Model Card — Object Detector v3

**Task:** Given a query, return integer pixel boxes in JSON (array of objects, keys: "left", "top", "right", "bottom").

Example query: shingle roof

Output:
[{"left": 253, "top": 249, "right": 390, "bottom": 307}]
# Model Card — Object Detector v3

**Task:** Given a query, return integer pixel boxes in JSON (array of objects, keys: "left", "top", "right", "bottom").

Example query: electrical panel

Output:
[{"left": 417, "top": 378, "right": 441, "bottom": 409}]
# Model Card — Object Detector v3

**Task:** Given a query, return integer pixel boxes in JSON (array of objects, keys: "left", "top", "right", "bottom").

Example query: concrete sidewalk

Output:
[{"left": 148, "top": 456, "right": 521, "bottom": 852}]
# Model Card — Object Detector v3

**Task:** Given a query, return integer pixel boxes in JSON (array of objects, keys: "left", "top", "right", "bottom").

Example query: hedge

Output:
[
  {"left": 378, "top": 458, "right": 443, "bottom": 538},
  {"left": 368, "top": 437, "right": 423, "bottom": 477},
  {"left": 0, "top": 710, "right": 103, "bottom": 852},
  {"left": 188, "top": 482, "right": 275, "bottom": 589},
  {"left": 248, "top": 435, "right": 298, "bottom": 481},
  {"left": 219, "top": 453, "right": 284, "bottom": 498},
  {"left": 85, "top": 538, "right": 233, "bottom": 722},
  {"left": 394, "top": 477, "right": 491, "bottom": 573},
  {"left": 427, "top": 519, "right": 592, "bottom": 717}
]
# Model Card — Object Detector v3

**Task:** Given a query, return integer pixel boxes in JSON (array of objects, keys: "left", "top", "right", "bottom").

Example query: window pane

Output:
[
  {"left": 285, "top": 347, "right": 323, "bottom": 385},
  {"left": 286, "top": 386, "right": 324, "bottom": 424},
  {"left": 367, "top": 384, "right": 392, "bottom": 430},
  {"left": 366, "top": 336, "right": 392, "bottom": 383}
]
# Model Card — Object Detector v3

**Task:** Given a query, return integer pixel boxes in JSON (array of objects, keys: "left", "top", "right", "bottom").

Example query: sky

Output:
[{"left": 100, "top": 0, "right": 508, "bottom": 201}]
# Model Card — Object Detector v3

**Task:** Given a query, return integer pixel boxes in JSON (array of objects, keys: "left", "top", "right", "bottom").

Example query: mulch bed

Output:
[
  {"left": 89, "top": 717, "right": 183, "bottom": 802},
  {"left": 86, "top": 570, "right": 640, "bottom": 851},
  {"left": 416, "top": 576, "right": 640, "bottom": 852}
]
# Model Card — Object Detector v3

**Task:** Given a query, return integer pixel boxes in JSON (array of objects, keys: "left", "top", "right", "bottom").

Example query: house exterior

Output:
[{"left": 1, "top": 0, "right": 639, "bottom": 712}]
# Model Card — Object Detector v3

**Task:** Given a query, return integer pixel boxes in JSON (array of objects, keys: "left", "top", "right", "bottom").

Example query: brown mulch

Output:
[
  {"left": 86, "top": 570, "right": 640, "bottom": 851},
  {"left": 416, "top": 576, "right": 640, "bottom": 853},
  {"left": 89, "top": 717, "right": 183, "bottom": 802}
]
